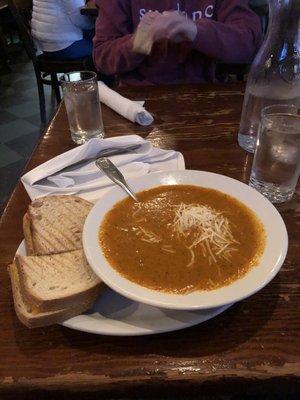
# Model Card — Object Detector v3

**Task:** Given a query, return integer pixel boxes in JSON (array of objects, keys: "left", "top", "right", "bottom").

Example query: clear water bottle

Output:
[{"left": 238, "top": 0, "right": 300, "bottom": 153}]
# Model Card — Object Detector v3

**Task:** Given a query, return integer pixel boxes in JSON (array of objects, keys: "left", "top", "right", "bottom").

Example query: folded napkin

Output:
[
  {"left": 21, "top": 135, "right": 185, "bottom": 203},
  {"left": 98, "top": 82, "right": 154, "bottom": 126}
]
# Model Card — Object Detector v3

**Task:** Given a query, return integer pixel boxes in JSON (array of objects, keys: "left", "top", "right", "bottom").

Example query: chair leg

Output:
[
  {"left": 0, "top": 26, "right": 10, "bottom": 71},
  {"left": 50, "top": 73, "right": 61, "bottom": 104},
  {"left": 35, "top": 68, "right": 46, "bottom": 124}
]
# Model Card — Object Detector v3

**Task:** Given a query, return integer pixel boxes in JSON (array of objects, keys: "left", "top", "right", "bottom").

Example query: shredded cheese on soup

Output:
[{"left": 173, "top": 204, "right": 238, "bottom": 265}]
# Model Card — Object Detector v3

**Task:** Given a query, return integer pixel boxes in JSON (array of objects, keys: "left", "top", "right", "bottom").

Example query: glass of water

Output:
[
  {"left": 60, "top": 71, "right": 104, "bottom": 145},
  {"left": 249, "top": 104, "right": 300, "bottom": 203}
]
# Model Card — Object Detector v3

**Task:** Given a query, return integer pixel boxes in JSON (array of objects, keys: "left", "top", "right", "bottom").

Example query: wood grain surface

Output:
[{"left": 0, "top": 84, "right": 299, "bottom": 399}]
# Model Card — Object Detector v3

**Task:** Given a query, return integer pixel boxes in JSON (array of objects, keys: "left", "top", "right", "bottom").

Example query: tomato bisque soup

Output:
[{"left": 99, "top": 185, "right": 265, "bottom": 294}]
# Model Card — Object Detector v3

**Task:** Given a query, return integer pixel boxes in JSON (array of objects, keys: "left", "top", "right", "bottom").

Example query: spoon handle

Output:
[{"left": 95, "top": 157, "right": 139, "bottom": 202}]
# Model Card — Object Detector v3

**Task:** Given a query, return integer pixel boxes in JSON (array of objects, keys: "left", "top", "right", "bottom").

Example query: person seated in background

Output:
[
  {"left": 31, "top": 0, "right": 94, "bottom": 60},
  {"left": 93, "top": 0, "right": 262, "bottom": 86}
]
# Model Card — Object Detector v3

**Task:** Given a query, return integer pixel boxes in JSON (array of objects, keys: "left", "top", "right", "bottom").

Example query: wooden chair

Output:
[
  {"left": 0, "top": 23, "right": 10, "bottom": 71},
  {"left": 0, "top": 1, "right": 15, "bottom": 71},
  {"left": 8, "top": 0, "right": 94, "bottom": 124}
]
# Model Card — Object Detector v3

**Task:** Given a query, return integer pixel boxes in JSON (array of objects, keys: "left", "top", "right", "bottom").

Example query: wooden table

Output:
[{"left": 0, "top": 84, "right": 299, "bottom": 399}]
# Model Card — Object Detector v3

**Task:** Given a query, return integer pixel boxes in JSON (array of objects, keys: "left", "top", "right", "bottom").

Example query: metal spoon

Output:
[{"left": 95, "top": 157, "right": 139, "bottom": 202}]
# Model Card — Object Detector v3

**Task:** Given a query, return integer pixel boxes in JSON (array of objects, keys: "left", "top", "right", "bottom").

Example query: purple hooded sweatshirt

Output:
[{"left": 93, "top": 0, "right": 261, "bottom": 85}]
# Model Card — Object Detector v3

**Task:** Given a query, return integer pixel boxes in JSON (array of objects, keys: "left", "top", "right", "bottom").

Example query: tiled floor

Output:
[{"left": 0, "top": 44, "right": 56, "bottom": 213}]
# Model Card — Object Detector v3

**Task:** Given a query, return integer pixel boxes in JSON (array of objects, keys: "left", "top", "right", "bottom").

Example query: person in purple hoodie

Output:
[{"left": 93, "top": 0, "right": 261, "bottom": 85}]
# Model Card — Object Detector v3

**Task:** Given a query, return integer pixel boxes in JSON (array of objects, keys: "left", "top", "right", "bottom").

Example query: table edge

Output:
[{"left": 0, "top": 369, "right": 299, "bottom": 394}]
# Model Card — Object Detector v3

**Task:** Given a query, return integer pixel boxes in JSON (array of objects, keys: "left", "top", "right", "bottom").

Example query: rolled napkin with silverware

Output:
[
  {"left": 98, "top": 81, "right": 154, "bottom": 126},
  {"left": 21, "top": 135, "right": 185, "bottom": 202}
]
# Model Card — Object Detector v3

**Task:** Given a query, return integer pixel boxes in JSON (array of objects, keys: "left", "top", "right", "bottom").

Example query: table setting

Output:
[
  {"left": 0, "top": 82, "right": 299, "bottom": 399},
  {"left": 1, "top": 0, "right": 300, "bottom": 395}
]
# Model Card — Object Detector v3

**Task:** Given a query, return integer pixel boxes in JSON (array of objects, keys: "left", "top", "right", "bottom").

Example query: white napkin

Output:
[
  {"left": 21, "top": 135, "right": 185, "bottom": 203},
  {"left": 98, "top": 81, "right": 154, "bottom": 126}
]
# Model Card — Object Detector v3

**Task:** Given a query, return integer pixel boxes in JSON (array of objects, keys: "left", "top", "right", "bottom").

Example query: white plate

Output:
[
  {"left": 83, "top": 170, "right": 288, "bottom": 310},
  {"left": 16, "top": 241, "right": 231, "bottom": 336}
]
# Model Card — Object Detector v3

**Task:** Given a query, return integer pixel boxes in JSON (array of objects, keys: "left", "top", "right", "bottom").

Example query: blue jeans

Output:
[{"left": 44, "top": 30, "right": 94, "bottom": 60}]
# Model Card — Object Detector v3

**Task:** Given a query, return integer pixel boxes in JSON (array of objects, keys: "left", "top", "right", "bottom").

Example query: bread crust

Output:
[{"left": 23, "top": 213, "right": 35, "bottom": 256}]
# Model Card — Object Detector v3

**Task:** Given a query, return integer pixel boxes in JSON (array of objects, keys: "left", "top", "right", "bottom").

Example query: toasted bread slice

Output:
[
  {"left": 25, "top": 195, "right": 92, "bottom": 256},
  {"left": 9, "top": 263, "right": 97, "bottom": 328},
  {"left": 16, "top": 250, "right": 101, "bottom": 311}
]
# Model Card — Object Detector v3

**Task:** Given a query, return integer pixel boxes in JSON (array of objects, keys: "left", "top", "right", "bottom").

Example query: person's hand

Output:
[
  {"left": 149, "top": 11, "right": 197, "bottom": 43},
  {"left": 133, "top": 11, "right": 197, "bottom": 55},
  {"left": 133, "top": 11, "right": 161, "bottom": 55},
  {"left": 138, "top": 10, "right": 160, "bottom": 30}
]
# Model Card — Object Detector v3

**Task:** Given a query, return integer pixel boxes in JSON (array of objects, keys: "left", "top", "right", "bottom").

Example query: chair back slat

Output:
[{"left": 8, "top": 0, "right": 36, "bottom": 60}]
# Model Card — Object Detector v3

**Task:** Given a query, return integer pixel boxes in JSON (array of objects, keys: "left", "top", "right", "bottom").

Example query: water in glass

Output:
[
  {"left": 60, "top": 71, "right": 104, "bottom": 145},
  {"left": 250, "top": 109, "right": 300, "bottom": 203},
  {"left": 239, "top": 82, "right": 300, "bottom": 153}
]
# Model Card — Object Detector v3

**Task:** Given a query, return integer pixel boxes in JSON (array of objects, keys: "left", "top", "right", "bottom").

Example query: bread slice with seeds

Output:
[
  {"left": 24, "top": 195, "right": 92, "bottom": 256},
  {"left": 9, "top": 262, "right": 98, "bottom": 328},
  {"left": 15, "top": 250, "right": 102, "bottom": 311}
]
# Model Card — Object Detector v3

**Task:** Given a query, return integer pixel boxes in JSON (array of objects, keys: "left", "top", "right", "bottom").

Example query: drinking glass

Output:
[
  {"left": 60, "top": 71, "right": 104, "bottom": 144},
  {"left": 249, "top": 104, "right": 300, "bottom": 203}
]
